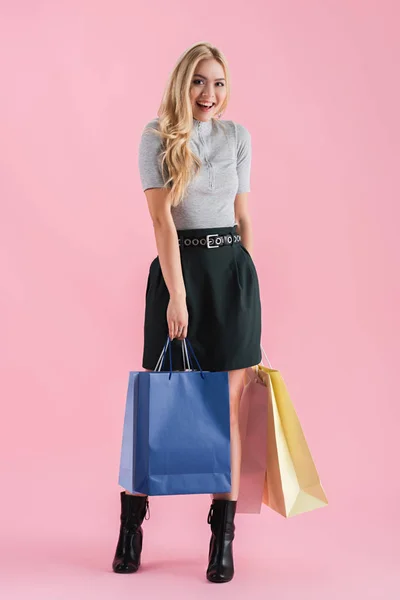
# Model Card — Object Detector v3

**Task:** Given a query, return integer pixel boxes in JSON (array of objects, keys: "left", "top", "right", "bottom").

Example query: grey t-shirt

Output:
[{"left": 138, "top": 117, "right": 252, "bottom": 230}]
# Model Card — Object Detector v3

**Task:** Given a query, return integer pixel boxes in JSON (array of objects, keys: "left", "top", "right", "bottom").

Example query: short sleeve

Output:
[
  {"left": 138, "top": 118, "right": 169, "bottom": 191},
  {"left": 235, "top": 122, "right": 252, "bottom": 194}
]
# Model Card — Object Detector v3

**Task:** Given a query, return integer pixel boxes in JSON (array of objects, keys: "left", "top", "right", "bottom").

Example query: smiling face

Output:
[{"left": 189, "top": 58, "right": 227, "bottom": 122}]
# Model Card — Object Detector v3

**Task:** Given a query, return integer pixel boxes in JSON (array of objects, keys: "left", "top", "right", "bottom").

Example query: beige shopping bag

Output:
[{"left": 257, "top": 355, "right": 328, "bottom": 517}]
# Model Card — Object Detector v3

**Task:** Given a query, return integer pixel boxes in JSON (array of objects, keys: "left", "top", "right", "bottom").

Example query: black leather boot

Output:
[
  {"left": 206, "top": 499, "right": 237, "bottom": 583},
  {"left": 112, "top": 491, "right": 150, "bottom": 573}
]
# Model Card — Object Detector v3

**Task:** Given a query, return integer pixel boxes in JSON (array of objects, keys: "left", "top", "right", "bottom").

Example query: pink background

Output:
[{"left": 1, "top": 1, "right": 399, "bottom": 598}]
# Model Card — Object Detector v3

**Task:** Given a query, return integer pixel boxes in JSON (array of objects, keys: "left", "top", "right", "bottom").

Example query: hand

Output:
[{"left": 167, "top": 295, "right": 188, "bottom": 340}]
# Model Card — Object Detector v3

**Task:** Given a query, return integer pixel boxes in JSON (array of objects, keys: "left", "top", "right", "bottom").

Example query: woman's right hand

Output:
[{"left": 167, "top": 294, "right": 189, "bottom": 340}]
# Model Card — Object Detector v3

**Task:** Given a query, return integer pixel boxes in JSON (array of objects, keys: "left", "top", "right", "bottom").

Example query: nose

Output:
[
  {"left": 200, "top": 82, "right": 216, "bottom": 101},
  {"left": 200, "top": 93, "right": 215, "bottom": 103}
]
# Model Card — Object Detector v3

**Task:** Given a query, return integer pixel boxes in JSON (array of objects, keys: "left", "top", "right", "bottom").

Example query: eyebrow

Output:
[{"left": 193, "top": 73, "right": 226, "bottom": 81}]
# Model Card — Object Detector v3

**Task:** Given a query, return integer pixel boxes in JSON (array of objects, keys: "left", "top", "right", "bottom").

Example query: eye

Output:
[{"left": 192, "top": 79, "right": 225, "bottom": 87}]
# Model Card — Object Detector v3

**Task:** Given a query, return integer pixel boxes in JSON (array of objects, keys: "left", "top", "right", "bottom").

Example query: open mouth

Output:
[{"left": 196, "top": 101, "right": 215, "bottom": 111}]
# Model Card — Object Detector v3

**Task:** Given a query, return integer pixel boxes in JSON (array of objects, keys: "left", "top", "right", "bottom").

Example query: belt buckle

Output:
[{"left": 206, "top": 233, "right": 220, "bottom": 249}]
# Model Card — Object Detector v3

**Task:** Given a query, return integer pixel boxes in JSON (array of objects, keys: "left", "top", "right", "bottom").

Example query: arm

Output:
[
  {"left": 235, "top": 123, "right": 253, "bottom": 255},
  {"left": 145, "top": 187, "right": 188, "bottom": 340},
  {"left": 138, "top": 121, "right": 188, "bottom": 340},
  {"left": 234, "top": 192, "right": 254, "bottom": 258}
]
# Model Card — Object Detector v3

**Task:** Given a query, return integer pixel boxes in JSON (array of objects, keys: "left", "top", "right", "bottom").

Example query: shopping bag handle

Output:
[
  {"left": 181, "top": 338, "right": 191, "bottom": 370},
  {"left": 181, "top": 339, "right": 198, "bottom": 372},
  {"left": 184, "top": 338, "right": 204, "bottom": 377},
  {"left": 155, "top": 336, "right": 205, "bottom": 379},
  {"left": 158, "top": 337, "right": 173, "bottom": 377},
  {"left": 260, "top": 344, "right": 272, "bottom": 368},
  {"left": 155, "top": 338, "right": 271, "bottom": 373}
]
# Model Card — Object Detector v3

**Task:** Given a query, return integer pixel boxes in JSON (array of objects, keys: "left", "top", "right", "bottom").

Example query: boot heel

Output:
[
  {"left": 112, "top": 491, "right": 150, "bottom": 574},
  {"left": 206, "top": 499, "right": 237, "bottom": 583}
]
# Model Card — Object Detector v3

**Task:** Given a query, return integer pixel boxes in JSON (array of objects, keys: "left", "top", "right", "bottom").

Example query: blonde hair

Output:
[{"left": 144, "top": 41, "right": 231, "bottom": 207}]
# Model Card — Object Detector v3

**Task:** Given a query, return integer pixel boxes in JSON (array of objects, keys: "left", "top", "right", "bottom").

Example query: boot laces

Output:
[{"left": 123, "top": 498, "right": 150, "bottom": 530}]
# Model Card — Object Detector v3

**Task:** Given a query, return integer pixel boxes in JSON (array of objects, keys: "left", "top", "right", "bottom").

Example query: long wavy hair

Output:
[{"left": 144, "top": 41, "right": 231, "bottom": 207}]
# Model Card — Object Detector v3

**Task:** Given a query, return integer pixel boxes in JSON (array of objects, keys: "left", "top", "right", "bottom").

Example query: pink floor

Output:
[{"left": 1, "top": 488, "right": 398, "bottom": 599}]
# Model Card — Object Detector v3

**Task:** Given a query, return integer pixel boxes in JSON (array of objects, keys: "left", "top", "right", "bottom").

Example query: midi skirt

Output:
[{"left": 142, "top": 226, "right": 262, "bottom": 372}]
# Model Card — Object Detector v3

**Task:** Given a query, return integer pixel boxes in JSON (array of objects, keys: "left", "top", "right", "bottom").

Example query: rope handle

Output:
[
  {"left": 260, "top": 344, "right": 272, "bottom": 368},
  {"left": 154, "top": 336, "right": 205, "bottom": 379}
]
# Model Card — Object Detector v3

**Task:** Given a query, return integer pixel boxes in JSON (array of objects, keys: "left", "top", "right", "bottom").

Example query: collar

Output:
[{"left": 192, "top": 117, "right": 213, "bottom": 136}]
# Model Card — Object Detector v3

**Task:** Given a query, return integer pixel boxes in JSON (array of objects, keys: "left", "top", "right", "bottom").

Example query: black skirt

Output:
[{"left": 142, "top": 226, "right": 262, "bottom": 372}]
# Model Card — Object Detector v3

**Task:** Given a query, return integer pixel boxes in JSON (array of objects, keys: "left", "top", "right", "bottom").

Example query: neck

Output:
[{"left": 192, "top": 117, "right": 213, "bottom": 133}]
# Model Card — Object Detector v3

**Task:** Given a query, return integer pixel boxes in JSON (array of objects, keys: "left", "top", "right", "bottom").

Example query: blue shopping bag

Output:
[{"left": 118, "top": 337, "right": 231, "bottom": 496}]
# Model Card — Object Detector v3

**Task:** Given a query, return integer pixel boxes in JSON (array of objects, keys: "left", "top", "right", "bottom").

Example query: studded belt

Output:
[{"left": 178, "top": 233, "right": 242, "bottom": 249}]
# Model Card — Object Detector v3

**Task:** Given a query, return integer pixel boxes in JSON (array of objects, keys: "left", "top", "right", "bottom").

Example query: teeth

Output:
[{"left": 198, "top": 102, "right": 213, "bottom": 107}]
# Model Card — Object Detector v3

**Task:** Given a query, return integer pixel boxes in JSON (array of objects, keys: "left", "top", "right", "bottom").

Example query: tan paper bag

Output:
[{"left": 257, "top": 363, "right": 328, "bottom": 517}]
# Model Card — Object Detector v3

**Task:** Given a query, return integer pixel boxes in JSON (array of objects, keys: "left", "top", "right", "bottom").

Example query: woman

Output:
[{"left": 112, "top": 41, "right": 262, "bottom": 583}]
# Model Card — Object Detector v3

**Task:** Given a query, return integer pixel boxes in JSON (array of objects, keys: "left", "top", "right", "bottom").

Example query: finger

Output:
[{"left": 167, "top": 314, "right": 173, "bottom": 339}]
